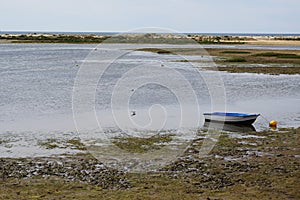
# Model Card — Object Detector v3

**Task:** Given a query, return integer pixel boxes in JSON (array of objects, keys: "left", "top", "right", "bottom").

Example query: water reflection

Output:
[{"left": 203, "top": 121, "right": 256, "bottom": 133}]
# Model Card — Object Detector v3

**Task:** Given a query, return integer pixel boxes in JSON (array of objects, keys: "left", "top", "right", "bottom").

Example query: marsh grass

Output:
[
  {"left": 38, "top": 138, "right": 60, "bottom": 149},
  {"left": 254, "top": 52, "right": 300, "bottom": 59},
  {"left": 225, "top": 57, "right": 247, "bottom": 62},
  {"left": 38, "top": 138, "right": 86, "bottom": 150},
  {"left": 112, "top": 134, "right": 174, "bottom": 153},
  {"left": 137, "top": 48, "right": 300, "bottom": 66},
  {"left": 221, "top": 51, "right": 250, "bottom": 54},
  {"left": 206, "top": 66, "right": 300, "bottom": 75}
]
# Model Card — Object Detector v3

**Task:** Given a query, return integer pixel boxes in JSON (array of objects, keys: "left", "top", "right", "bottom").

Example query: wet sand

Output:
[{"left": 245, "top": 39, "right": 300, "bottom": 46}]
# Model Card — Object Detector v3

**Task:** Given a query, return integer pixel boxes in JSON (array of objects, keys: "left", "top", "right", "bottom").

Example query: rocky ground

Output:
[
  {"left": 0, "top": 127, "right": 299, "bottom": 199},
  {"left": 0, "top": 155, "right": 129, "bottom": 190}
]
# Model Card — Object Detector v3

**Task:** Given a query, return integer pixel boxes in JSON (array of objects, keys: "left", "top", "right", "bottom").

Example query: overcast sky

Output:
[{"left": 1, "top": 0, "right": 299, "bottom": 33}]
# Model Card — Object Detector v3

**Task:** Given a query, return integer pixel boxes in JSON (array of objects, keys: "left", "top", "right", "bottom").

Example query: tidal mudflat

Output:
[
  {"left": 137, "top": 47, "right": 300, "bottom": 74},
  {"left": 0, "top": 128, "right": 299, "bottom": 199}
]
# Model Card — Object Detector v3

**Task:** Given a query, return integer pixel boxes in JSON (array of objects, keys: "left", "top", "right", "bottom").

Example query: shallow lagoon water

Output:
[{"left": 0, "top": 43, "right": 299, "bottom": 158}]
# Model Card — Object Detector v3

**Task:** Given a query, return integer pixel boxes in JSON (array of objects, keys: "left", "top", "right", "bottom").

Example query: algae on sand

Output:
[
  {"left": 38, "top": 138, "right": 86, "bottom": 150},
  {"left": 1, "top": 128, "right": 299, "bottom": 199},
  {"left": 112, "top": 134, "right": 174, "bottom": 153}
]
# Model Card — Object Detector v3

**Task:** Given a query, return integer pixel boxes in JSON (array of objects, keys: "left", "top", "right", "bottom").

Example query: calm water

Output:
[{"left": 0, "top": 43, "right": 299, "bottom": 157}]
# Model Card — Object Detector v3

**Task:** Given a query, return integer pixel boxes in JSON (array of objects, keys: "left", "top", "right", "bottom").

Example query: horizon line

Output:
[{"left": 1, "top": 30, "right": 300, "bottom": 35}]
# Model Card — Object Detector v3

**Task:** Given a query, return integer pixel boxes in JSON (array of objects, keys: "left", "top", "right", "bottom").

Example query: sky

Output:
[{"left": 0, "top": 0, "right": 299, "bottom": 33}]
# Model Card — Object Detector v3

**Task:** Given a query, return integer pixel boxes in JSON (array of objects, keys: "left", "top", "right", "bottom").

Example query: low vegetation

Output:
[
  {"left": 0, "top": 34, "right": 110, "bottom": 44},
  {"left": 208, "top": 49, "right": 300, "bottom": 64},
  {"left": 254, "top": 52, "right": 300, "bottom": 59},
  {"left": 1, "top": 33, "right": 300, "bottom": 45},
  {"left": 188, "top": 35, "right": 246, "bottom": 44},
  {"left": 0, "top": 33, "right": 193, "bottom": 44},
  {"left": 38, "top": 138, "right": 86, "bottom": 150},
  {"left": 221, "top": 50, "right": 251, "bottom": 54},
  {"left": 112, "top": 134, "right": 174, "bottom": 153},
  {"left": 225, "top": 57, "right": 247, "bottom": 62},
  {"left": 136, "top": 48, "right": 300, "bottom": 67},
  {"left": 206, "top": 66, "right": 300, "bottom": 75}
]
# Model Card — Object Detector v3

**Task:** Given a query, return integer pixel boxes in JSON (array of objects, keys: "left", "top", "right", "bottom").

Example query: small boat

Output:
[{"left": 203, "top": 112, "right": 260, "bottom": 125}]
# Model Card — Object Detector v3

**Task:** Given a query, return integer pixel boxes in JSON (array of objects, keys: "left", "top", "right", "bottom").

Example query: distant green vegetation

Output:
[
  {"left": 0, "top": 33, "right": 195, "bottom": 44},
  {"left": 3, "top": 34, "right": 108, "bottom": 43},
  {"left": 2, "top": 33, "right": 300, "bottom": 45},
  {"left": 0, "top": 33, "right": 248, "bottom": 44},
  {"left": 206, "top": 66, "right": 300, "bottom": 75},
  {"left": 254, "top": 52, "right": 300, "bottom": 59},
  {"left": 189, "top": 35, "right": 246, "bottom": 45},
  {"left": 254, "top": 52, "right": 282, "bottom": 57},
  {"left": 225, "top": 57, "right": 247, "bottom": 62},
  {"left": 274, "top": 37, "right": 300, "bottom": 41},
  {"left": 137, "top": 47, "right": 300, "bottom": 65},
  {"left": 106, "top": 34, "right": 194, "bottom": 44},
  {"left": 0, "top": 34, "right": 111, "bottom": 43},
  {"left": 221, "top": 50, "right": 251, "bottom": 54},
  {"left": 195, "top": 40, "right": 245, "bottom": 45},
  {"left": 277, "top": 54, "right": 300, "bottom": 59}
]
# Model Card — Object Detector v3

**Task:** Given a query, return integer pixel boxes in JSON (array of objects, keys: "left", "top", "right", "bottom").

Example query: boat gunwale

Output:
[{"left": 203, "top": 112, "right": 260, "bottom": 117}]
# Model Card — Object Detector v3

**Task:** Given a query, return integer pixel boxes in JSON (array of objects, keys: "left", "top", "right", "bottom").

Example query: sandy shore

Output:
[
  {"left": 245, "top": 39, "right": 300, "bottom": 46},
  {"left": 0, "top": 39, "right": 12, "bottom": 43}
]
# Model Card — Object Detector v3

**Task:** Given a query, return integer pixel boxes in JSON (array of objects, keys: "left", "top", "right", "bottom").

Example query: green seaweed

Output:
[
  {"left": 221, "top": 51, "right": 250, "bottom": 54},
  {"left": 38, "top": 138, "right": 86, "bottom": 150},
  {"left": 254, "top": 52, "right": 300, "bottom": 59},
  {"left": 112, "top": 134, "right": 174, "bottom": 153},
  {"left": 206, "top": 66, "right": 300, "bottom": 75},
  {"left": 225, "top": 57, "right": 247, "bottom": 62}
]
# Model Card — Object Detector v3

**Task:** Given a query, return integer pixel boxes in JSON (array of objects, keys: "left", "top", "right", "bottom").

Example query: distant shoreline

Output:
[
  {"left": 1, "top": 31, "right": 300, "bottom": 37},
  {"left": 1, "top": 33, "right": 300, "bottom": 45}
]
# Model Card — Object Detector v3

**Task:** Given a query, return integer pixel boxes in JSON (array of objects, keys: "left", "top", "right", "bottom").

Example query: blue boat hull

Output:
[{"left": 204, "top": 112, "right": 260, "bottom": 125}]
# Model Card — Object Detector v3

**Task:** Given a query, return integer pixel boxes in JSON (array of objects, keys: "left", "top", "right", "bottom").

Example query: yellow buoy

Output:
[{"left": 269, "top": 120, "right": 277, "bottom": 128}]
